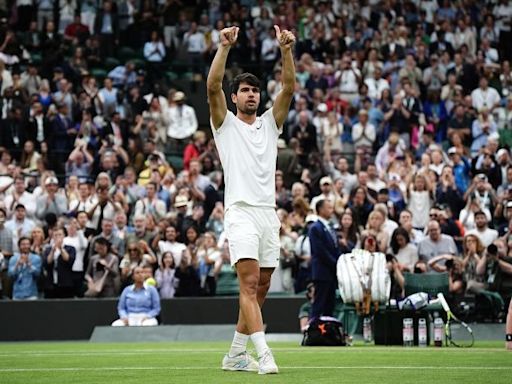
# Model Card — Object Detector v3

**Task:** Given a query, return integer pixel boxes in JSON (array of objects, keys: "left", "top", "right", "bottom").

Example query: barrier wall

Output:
[{"left": 0, "top": 296, "right": 304, "bottom": 341}]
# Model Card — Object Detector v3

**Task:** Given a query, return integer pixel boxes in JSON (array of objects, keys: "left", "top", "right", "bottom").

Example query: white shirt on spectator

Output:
[
  {"left": 466, "top": 227, "right": 498, "bottom": 247},
  {"left": 352, "top": 122, "right": 376, "bottom": 147},
  {"left": 471, "top": 86, "right": 500, "bottom": 111},
  {"left": 336, "top": 68, "right": 361, "bottom": 94},
  {"left": 365, "top": 77, "right": 389, "bottom": 100},
  {"left": 167, "top": 104, "right": 198, "bottom": 139},
  {"left": 158, "top": 240, "right": 187, "bottom": 266},
  {"left": 4, "top": 192, "right": 37, "bottom": 218}
]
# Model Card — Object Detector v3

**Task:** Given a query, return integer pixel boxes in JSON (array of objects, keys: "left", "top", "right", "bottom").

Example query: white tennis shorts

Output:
[{"left": 225, "top": 203, "right": 281, "bottom": 268}]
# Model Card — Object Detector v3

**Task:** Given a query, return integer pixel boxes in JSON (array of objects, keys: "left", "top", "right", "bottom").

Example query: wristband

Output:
[{"left": 507, "top": 334, "right": 512, "bottom": 342}]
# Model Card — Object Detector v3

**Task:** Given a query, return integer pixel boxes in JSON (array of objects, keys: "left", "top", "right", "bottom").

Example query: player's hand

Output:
[
  {"left": 220, "top": 26, "right": 239, "bottom": 47},
  {"left": 274, "top": 25, "right": 295, "bottom": 50}
]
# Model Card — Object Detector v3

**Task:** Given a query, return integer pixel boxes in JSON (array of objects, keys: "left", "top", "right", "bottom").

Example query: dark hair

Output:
[
  {"left": 474, "top": 210, "right": 487, "bottom": 218},
  {"left": 390, "top": 227, "right": 410, "bottom": 254},
  {"left": 315, "top": 198, "right": 328, "bottom": 214},
  {"left": 18, "top": 236, "right": 31, "bottom": 247},
  {"left": 230, "top": 73, "right": 261, "bottom": 95},
  {"left": 340, "top": 212, "right": 359, "bottom": 245}
]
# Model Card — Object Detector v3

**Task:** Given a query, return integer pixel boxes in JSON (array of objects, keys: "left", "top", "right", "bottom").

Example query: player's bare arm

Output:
[
  {"left": 272, "top": 25, "right": 296, "bottom": 129},
  {"left": 206, "top": 26, "right": 239, "bottom": 130}
]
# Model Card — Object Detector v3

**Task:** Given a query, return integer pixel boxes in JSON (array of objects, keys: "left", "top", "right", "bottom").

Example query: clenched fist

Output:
[
  {"left": 274, "top": 25, "right": 295, "bottom": 49},
  {"left": 220, "top": 26, "right": 239, "bottom": 47}
]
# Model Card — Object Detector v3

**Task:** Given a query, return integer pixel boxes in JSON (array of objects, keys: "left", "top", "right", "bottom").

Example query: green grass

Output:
[{"left": 0, "top": 341, "right": 511, "bottom": 383}]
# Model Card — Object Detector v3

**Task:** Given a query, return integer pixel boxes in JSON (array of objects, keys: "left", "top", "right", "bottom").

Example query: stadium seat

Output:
[
  {"left": 216, "top": 265, "right": 239, "bottom": 296},
  {"left": 105, "top": 57, "right": 121, "bottom": 70},
  {"left": 90, "top": 68, "right": 108, "bottom": 82},
  {"left": 404, "top": 272, "right": 449, "bottom": 297},
  {"left": 118, "top": 46, "right": 136, "bottom": 63}
]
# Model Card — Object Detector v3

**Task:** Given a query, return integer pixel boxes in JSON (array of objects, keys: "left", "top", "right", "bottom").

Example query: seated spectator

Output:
[
  {"left": 8, "top": 237, "right": 41, "bottom": 300},
  {"left": 428, "top": 254, "right": 465, "bottom": 295},
  {"left": 386, "top": 254, "right": 405, "bottom": 299},
  {"left": 88, "top": 218, "right": 126, "bottom": 259},
  {"left": 389, "top": 227, "right": 418, "bottom": 272},
  {"left": 85, "top": 237, "right": 120, "bottom": 298},
  {"left": 418, "top": 220, "right": 458, "bottom": 264},
  {"left": 112, "top": 266, "right": 160, "bottom": 326},
  {"left": 42, "top": 227, "right": 76, "bottom": 298},
  {"left": 155, "top": 251, "right": 179, "bottom": 299}
]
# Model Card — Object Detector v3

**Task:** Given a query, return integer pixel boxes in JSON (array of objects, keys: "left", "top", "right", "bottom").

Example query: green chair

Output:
[
  {"left": 118, "top": 46, "right": 136, "bottom": 62},
  {"left": 404, "top": 272, "right": 449, "bottom": 297},
  {"left": 216, "top": 265, "right": 239, "bottom": 296},
  {"left": 166, "top": 154, "right": 183, "bottom": 172},
  {"left": 105, "top": 57, "right": 121, "bottom": 70},
  {"left": 90, "top": 68, "right": 108, "bottom": 82}
]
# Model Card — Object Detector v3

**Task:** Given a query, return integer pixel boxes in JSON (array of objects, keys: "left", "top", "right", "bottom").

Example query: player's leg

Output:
[{"left": 506, "top": 299, "right": 512, "bottom": 350}]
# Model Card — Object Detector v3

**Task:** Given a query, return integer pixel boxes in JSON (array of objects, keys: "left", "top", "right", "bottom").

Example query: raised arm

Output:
[
  {"left": 272, "top": 25, "right": 296, "bottom": 129},
  {"left": 206, "top": 26, "right": 238, "bottom": 130}
]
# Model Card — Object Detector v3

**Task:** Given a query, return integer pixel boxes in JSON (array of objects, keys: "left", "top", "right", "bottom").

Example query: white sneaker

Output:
[
  {"left": 257, "top": 349, "right": 278, "bottom": 375},
  {"left": 222, "top": 351, "right": 259, "bottom": 372}
]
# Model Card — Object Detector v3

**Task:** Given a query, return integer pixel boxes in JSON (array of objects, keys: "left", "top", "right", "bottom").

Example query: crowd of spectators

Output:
[{"left": 0, "top": 1, "right": 511, "bottom": 317}]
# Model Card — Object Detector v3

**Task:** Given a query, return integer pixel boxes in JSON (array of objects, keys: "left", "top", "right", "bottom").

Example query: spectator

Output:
[
  {"left": 155, "top": 251, "right": 179, "bottom": 299},
  {"left": 119, "top": 242, "right": 153, "bottom": 288},
  {"left": 197, "top": 231, "right": 221, "bottom": 296},
  {"left": 166, "top": 91, "right": 199, "bottom": 149},
  {"left": 42, "top": 227, "right": 76, "bottom": 298},
  {"left": 8, "top": 237, "right": 41, "bottom": 300},
  {"left": 389, "top": 227, "right": 418, "bottom": 272},
  {"left": 428, "top": 254, "right": 465, "bottom": 294},
  {"left": 407, "top": 173, "right": 434, "bottom": 230},
  {"left": 4, "top": 176, "right": 36, "bottom": 218},
  {"left": 5, "top": 204, "right": 36, "bottom": 251},
  {"left": 418, "top": 220, "right": 458, "bottom": 264},
  {"left": 64, "top": 217, "right": 88, "bottom": 297},
  {"left": 112, "top": 266, "right": 160, "bottom": 326},
  {"left": 466, "top": 211, "right": 499, "bottom": 247},
  {"left": 85, "top": 236, "right": 119, "bottom": 298}
]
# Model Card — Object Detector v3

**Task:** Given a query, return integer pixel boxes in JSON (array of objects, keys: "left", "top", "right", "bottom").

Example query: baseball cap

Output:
[
  {"left": 506, "top": 201, "right": 512, "bottom": 209},
  {"left": 317, "top": 103, "right": 328, "bottom": 113},
  {"left": 277, "top": 138, "right": 286, "bottom": 149},
  {"left": 497, "top": 148, "right": 508, "bottom": 158},
  {"left": 447, "top": 147, "right": 457, "bottom": 155},
  {"left": 45, "top": 176, "right": 59, "bottom": 186},
  {"left": 320, "top": 176, "right": 333, "bottom": 185}
]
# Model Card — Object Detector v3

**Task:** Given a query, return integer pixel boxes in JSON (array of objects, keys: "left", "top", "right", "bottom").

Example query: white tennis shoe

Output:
[
  {"left": 222, "top": 351, "right": 259, "bottom": 372},
  {"left": 257, "top": 349, "right": 278, "bottom": 375}
]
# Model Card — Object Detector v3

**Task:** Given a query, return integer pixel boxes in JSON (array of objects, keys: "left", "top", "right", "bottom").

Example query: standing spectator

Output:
[
  {"left": 112, "top": 266, "right": 160, "bottom": 326},
  {"left": 166, "top": 91, "right": 199, "bottom": 150},
  {"left": 94, "top": 0, "right": 118, "bottom": 58},
  {"left": 291, "top": 110, "right": 317, "bottom": 154},
  {"left": 8, "top": 237, "right": 41, "bottom": 300},
  {"left": 0, "top": 208, "right": 13, "bottom": 298},
  {"left": 36, "top": 177, "right": 68, "bottom": 220},
  {"left": 407, "top": 173, "right": 434, "bottom": 230},
  {"left": 133, "top": 182, "right": 166, "bottom": 221},
  {"left": 5, "top": 204, "right": 36, "bottom": 251},
  {"left": 85, "top": 237, "right": 119, "bottom": 297},
  {"left": 471, "top": 107, "right": 497, "bottom": 155},
  {"left": 155, "top": 251, "right": 179, "bottom": 299},
  {"left": 4, "top": 176, "right": 36, "bottom": 218},
  {"left": 352, "top": 109, "right": 376, "bottom": 168},
  {"left": 466, "top": 211, "right": 499, "bottom": 247},
  {"left": 143, "top": 31, "right": 166, "bottom": 82},
  {"left": 471, "top": 77, "right": 501, "bottom": 113},
  {"left": 309, "top": 199, "right": 340, "bottom": 318},
  {"left": 42, "top": 227, "right": 76, "bottom": 298},
  {"left": 64, "top": 217, "right": 88, "bottom": 297},
  {"left": 183, "top": 21, "right": 206, "bottom": 76},
  {"left": 86, "top": 185, "right": 121, "bottom": 236},
  {"left": 197, "top": 231, "right": 221, "bottom": 296}
]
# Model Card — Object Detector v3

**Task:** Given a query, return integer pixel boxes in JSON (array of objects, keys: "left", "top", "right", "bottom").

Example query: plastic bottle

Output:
[
  {"left": 418, "top": 318, "right": 427, "bottom": 347},
  {"left": 403, "top": 318, "right": 414, "bottom": 347},
  {"left": 363, "top": 317, "right": 372, "bottom": 344},
  {"left": 433, "top": 317, "right": 444, "bottom": 347}
]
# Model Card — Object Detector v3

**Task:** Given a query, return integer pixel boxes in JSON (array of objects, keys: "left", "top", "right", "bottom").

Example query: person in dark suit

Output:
[
  {"left": 308, "top": 199, "right": 340, "bottom": 318},
  {"left": 42, "top": 227, "right": 76, "bottom": 298},
  {"left": 94, "top": 0, "right": 119, "bottom": 58}
]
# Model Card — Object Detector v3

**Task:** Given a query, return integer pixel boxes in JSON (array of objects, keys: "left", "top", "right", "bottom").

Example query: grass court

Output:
[{"left": 1, "top": 340, "right": 511, "bottom": 383}]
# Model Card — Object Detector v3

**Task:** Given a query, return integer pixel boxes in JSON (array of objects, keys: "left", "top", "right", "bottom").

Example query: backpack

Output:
[{"left": 301, "top": 316, "right": 346, "bottom": 346}]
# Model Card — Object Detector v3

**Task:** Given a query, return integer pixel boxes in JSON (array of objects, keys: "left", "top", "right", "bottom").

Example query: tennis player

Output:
[{"left": 207, "top": 25, "right": 295, "bottom": 374}]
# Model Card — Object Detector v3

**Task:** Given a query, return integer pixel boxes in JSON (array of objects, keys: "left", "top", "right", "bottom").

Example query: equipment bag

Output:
[
  {"left": 337, "top": 249, "right": 390, "bottom": 305},
  {"left": 302, "top": 316, "right": 346, "bottom": 346}
]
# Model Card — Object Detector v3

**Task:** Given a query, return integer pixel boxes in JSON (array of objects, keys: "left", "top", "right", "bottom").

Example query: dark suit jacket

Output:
[
  {"left": 23, "top": 115, "right": 51, "bottom": 145},
  {"left": 42, "top": 245, "right": 76, "bottom": 289},
  {"left": 94, "top": 11, "right": 119, "bottom": 37},
  {"left": 309, "top": 220, "right": 340, "bottom": 282}
]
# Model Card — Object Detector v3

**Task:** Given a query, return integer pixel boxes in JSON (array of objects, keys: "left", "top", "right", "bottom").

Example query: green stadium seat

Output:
[
  {"left": 216, "top": 265, "right": 239, "bottom": 296},
  {"left": 105, "top": 57, "right": 121, "bottom": 70},
  {"left": 404, "top": 272, "right": 449, "bottom": 297},
  {"left": 118, "top": 46, "right": 136, "bottom": 63},
  {"left": 166, "top": 155, "right": 183, "bottom": 172},
  {"left": 90, "top": 68, "right": 108, "bottom": 82}
]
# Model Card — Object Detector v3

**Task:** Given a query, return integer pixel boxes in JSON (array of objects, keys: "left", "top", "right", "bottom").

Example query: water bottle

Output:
[
  {"left": 433, "top": 317, "right": 444, "bottom": 347},
  {"left": 418, "top": 318, "right": 427, "bottom": 347},
  {"left": 363, "top": 317, "right": 373, "bottom": 344},
  {"left": 402, "top": 318, "right": 414, "bottom": 347}
]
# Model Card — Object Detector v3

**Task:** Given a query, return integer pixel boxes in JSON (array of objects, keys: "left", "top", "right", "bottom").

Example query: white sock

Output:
[
  {"left": 250, "top": 331, "right": 270, "bottom": 357},
  {"left": 228, "top": 331, "right": 249, "bottom": 357}
]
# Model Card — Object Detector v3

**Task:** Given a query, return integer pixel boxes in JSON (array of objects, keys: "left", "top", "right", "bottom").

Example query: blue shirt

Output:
[
  {"left": 118, "top": 284, "right": 161, "bottom": 319},
  {"left": 8, "top": 253, "right": 41, "bottom": 299}
]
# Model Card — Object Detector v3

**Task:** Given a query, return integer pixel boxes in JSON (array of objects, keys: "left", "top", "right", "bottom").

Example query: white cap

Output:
[
  {"left": 317, "top": 103, "right": 328, "bottom": 113},
  {"left": 45, "top": 176, "right": 58, "bottom": 186}
]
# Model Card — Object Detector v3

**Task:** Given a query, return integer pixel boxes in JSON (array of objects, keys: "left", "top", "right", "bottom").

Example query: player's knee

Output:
[{"left": 239, "top": 276, "right": 259, "bottom": 297}]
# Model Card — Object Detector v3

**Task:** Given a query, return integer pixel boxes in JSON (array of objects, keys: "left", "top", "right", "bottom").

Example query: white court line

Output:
[
  {"left": 1, "top": 366, "right": 512, "bottom": 373},
  {"left": 0, "top": 347, "right": 506, "bottom": 357}
]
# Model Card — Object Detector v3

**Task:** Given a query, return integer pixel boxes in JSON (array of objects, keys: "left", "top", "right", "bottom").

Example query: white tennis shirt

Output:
[{"left": 211, "top": 108, "right": 281, "bottom": 209}]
